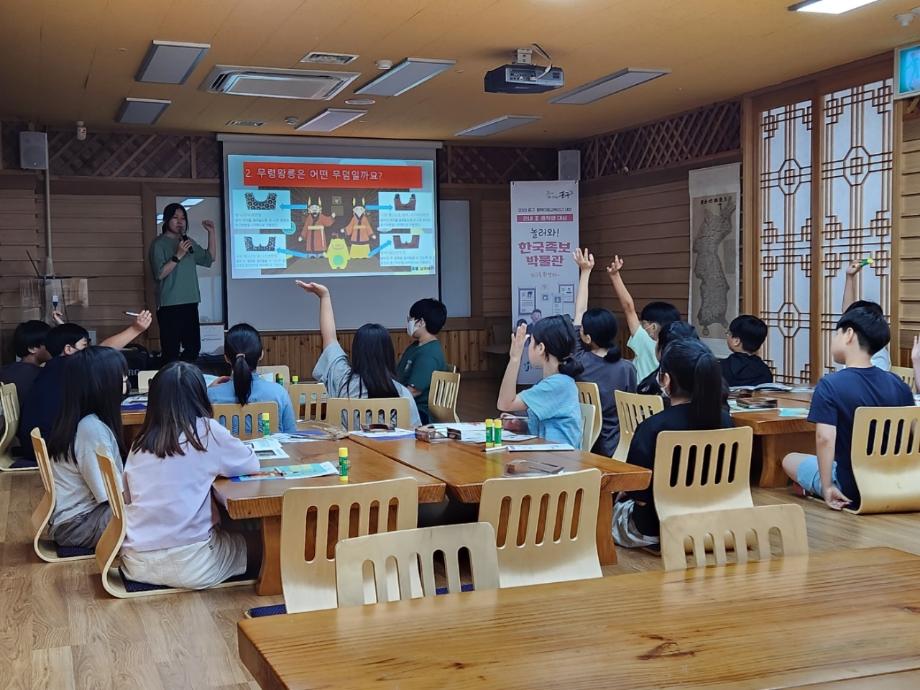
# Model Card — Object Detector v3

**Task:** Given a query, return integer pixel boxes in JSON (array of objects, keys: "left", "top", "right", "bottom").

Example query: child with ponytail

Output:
[
  {"left": 497, "top": 315, "right": 584, "bottom": 449},
  {"left": 612, "top": 338, "right": 733, "bottom": 548},
  {"left": 572, "top": 248, "right": 637, "bottom": 455},
  {"left": 207, "top": 323, "right": 297, "bottom": 433}
]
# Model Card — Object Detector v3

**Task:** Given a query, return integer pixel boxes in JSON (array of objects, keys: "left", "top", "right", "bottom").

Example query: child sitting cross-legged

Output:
[{"left": 782, "top": 306, "right": 913, "bottom": 511}]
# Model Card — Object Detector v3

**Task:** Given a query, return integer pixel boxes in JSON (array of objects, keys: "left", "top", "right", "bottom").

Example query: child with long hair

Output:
[
  {"left": 46, "top": 347, "right": 128, "bottom": 548},
  {"left": 497, "top": 315, "right": 584, "bottom": 449},
  {"left": 297, "top": 281, "right": 422, "bottom": 427},
  {"left": 613, "top": 339, "right": 733, "bottom": 548},
  {"left": 121, "top": 362, "right": 259, "bottom": 589},
  {"left": 208, "top": 323, "right": 297, "bottom": 433},
  {"left": 572, "top": 248, "right": 637, "bottom": 455}
]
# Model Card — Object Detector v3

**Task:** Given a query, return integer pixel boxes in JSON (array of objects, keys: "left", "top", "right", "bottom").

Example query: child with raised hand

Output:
[
  {"left": 121, "top": 361, "right": 259, "bottom": 589},
  {"left": 207, "top": 323, "right": 297, "bottom": 433},
  {"left": 782, "top": 306, "right": 912, "bottom": 511},
  {"left": 613, "top": 338, "right": 733, "bottom": 548},
  {"left": 296, "top": 281, "right": 422, "bottom": 427},
  {"left": 605, "top": 255, "right": 680, "bottom": 381},
  {"left": 572, "top": 248, "right": 637, "bottom": 455},
  {"left": 46, "top": 347, "right": 128, "bottom": 549},
  {"left": 497, "top": 316, "right": 584, "bottom": 449}
]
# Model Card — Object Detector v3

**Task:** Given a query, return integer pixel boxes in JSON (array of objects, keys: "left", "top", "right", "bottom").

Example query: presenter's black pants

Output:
[{"left": 157, "top": 303, "right": 201, "bottom": 364}]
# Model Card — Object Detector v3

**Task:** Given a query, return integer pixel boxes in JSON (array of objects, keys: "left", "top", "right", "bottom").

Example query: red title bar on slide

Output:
[
  {"left": 516, "top": 214, "right": 574, "bottom": 222},
  {"left": 242, "top": 162, "right": 423, "bottom": 189}
]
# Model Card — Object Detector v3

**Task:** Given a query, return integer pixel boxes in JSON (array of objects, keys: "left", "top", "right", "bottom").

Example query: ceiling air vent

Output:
[
  {"left": 301, "top": 51, "right": 359, "bottom": 65},
  {"left": 201, "top": 65, "right": 360, "bottom": 100},
  {"left": 226, "top": 119, "right": 266, "bottom": 127}
]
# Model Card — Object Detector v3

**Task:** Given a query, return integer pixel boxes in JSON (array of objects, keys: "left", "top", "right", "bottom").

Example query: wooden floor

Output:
[{"left": 2, "top": 376, "right": 919, "bottom": 689}]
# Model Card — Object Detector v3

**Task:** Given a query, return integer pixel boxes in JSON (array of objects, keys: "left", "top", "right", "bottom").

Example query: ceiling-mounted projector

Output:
[{"left": 485, "top": 47, "right": 564, "bottom": 94}]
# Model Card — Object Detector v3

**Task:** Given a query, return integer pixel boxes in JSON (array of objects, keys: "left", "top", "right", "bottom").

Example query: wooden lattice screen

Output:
[
  {"left": 576, "top": 101, "right": 741, "bottom": 180},
  {"left": 439, "top": 145, "right": 557, "bottom": 185}
]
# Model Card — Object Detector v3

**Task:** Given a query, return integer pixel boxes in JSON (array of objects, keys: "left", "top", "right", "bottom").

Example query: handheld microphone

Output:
[{"left": 181, "top": 234, "right": 193, "bottom": 253}]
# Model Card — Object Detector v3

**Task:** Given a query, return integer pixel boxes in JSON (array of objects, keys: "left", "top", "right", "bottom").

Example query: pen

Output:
[{"left": 124, "top": 311, "right": 140, "bottom": 317}]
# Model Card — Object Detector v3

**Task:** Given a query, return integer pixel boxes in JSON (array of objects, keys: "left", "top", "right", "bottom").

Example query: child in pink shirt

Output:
[{"left": 121, "top": 361, "right": 259, "bottom": 589}]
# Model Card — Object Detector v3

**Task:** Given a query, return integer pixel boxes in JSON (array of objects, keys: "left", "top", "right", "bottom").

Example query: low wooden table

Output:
[
  {"left": 349, "top": 435, "right": 651, "bottom": 567},
  {"left": 212, "top": 439, "right": 445, "bottom": 596},
  {"left": 239, "top": 547, "right": 920, "bottom": 690},
  {"left": 732, "top": 391, "right": 815, "bottom": 488}
]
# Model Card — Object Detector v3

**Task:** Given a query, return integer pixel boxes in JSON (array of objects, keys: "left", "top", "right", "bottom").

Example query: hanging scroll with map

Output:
[{"left": 688, "top": 163, "right": 741, "bottom": 358}]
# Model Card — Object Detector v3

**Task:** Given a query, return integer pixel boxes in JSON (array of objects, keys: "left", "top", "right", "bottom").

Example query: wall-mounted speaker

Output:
[
  {"left": 20, "top": 131, "right": 49, "bottom": 170},
  {"left": 558, "top": 149, "right": 580, "bottom": 181}
]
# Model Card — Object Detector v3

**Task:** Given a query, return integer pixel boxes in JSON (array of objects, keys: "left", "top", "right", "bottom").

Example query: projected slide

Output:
[{"left": 227, "top": 154, "right": 437, "bottom": 279}]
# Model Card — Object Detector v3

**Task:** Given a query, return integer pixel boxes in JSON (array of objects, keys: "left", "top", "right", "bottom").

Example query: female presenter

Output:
[{"left": 148, "top": 203, "right": 218, "bottom": 363}]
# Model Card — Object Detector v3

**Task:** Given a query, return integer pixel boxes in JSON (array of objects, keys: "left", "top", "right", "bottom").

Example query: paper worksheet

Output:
[{"left": 243, "top": 438, "right": 290, "bottom": 460}]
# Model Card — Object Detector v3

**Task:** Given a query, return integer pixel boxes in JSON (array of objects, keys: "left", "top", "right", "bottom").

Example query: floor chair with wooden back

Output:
[
  {"left": 1, "top": 383, "right": 35, "bottom": 472},
  {"left": 579, "top": 403, "right": 596, "bottom": 452},
  {"left": 613, "top": 391, "right": 664, "bottom": 461},
  {"left": 428, "top": 371, "right": 461, "bottom": 423},
  {"left": 890, "top": 366, "right": 915, "bottom": 392},
  {"left": 576, "top": 382, "right": 602, "bottom": 450},
  {"left": 653, "top": 427, "right": 754, "bottom": 523},
  {"left": 847, "top": 406, "right": 920, "bottom": 514},
  {"left": 325, "top": 397, "right": 410, "bottom": 431},
  {"left": 660, "top": 504, "right": 809, "bottom": 571},
  {"left": 30, "top": 429, "right": 93, "bottom": 562},
  {"left": 256, "top": 365, "right": 291, "bottom": 387},
  {"left": 289, "top": 382, "right": 327, "bottom": 425},
  {"left": 479, "top": 468, "right": 602, "bottom": 588},
  {"left": 212, "top": 402, "right": 279, "bottom": 440},
  {"left": 94, "top": 451, "right": 255, "bottom": 598},
  {"left": 137, "top": 370, "right": 157, "bottom": 394},
  {"left": 334, "top": 522, "right": 500, "bottom": 606},
  {"left": 280, "top": 478, "right": 419, "bottom": 613}
]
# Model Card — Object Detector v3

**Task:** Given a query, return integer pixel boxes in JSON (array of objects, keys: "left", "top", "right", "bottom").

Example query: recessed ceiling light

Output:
[
  {"left": 136, "top": 40, "right": 210, "bottom": 84},
  {"left": 788, "top": 0, "right": 880, "bottom": 13},
  {"left": 181, "top": 198, "right": 205, "bottom": 207},
  {"left": 550, "top": 68, "right": 669, "bottom": 105},
  {"left": 344, "top": 98, "right": 376, "bottom": 106},
  {"left": 455, "top": 115, "right": 541, "bottom": 137},
  {"left": 355, "top": 58, "right": 456, "bottom": 96},
  {"left": 116, "top": 98, "right": 171, "bottom": 124},
  {"left": 226, "top": 119, "right": 266, "bottom": 127},
  {"left": 296, "top": 108, "right": 367, "bottom": 132},
  {"left": 300, "top": 51, "right": 359, "bottom": 65}
]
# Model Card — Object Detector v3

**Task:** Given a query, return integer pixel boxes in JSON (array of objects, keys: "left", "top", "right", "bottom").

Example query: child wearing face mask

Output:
[{"left": 396, "top": 299, "right": 448, "bottom": 424}]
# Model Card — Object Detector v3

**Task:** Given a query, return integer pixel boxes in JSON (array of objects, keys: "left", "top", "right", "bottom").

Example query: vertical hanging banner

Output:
[
  {"left": 688, "top": 163, "right": 741, "bottom": 358},
  {"left": 510, "top": 180, "right": 580, "bottom": 384}
]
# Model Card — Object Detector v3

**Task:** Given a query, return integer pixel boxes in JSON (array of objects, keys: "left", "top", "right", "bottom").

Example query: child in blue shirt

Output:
[
  {"left": 208, "top": 323, "right": 297, "bottom": 434},
  {"left": 782, "top": 306, "right": 913, "bottom": 511},
  {"left": 497, "top": 315, "right": 583, "bottom": 449}
]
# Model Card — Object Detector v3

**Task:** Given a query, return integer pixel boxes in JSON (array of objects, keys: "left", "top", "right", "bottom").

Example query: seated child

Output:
[
  {"left": 121, "top": 361, "right": 260, "bottom": 589},
  {"left": 207, "top": 323, "right": 297, "bottom": 433},
  {"left": 782, "top": 306, "right": 913, "bottom": 511},
  {"left": 637, "top": 321, "right": 699, "bottom": 396},
  {"left": 396, "top": 298, "right": 448, "bottom": 424},
  {"left": 843, "top": 260, "right": 890, "bottom": 370},
  {"left": 497, "top": 315, "right": 584, "bottom": 449},
  {"left": 721, "top": 315, "right": 773, "bottom": 387},
  {"left": 613, "top": 339, "right": 732, "bottom": 548},
  {"left": 572, "top": 248, "right": 637, "bottom": 455},
  {"left": 297, "top": 281, "right": 422, "bottom": 427},
  {"left": 46, "top": 347, "right": 128, "bottom": 548},
  {"left": 0, "top": 320, "right": 51, "bottom": 403},
  {"left": 605, "top": 255, "right": 680, "bottom": 380}
]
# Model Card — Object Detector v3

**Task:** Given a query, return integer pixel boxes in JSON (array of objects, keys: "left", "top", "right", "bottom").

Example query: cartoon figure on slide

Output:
[
  {"left": 299, "top": 197, "right": 335, "bottom": 252},
  {"left": 693, "top": 198, "right": 735, "bottom": 336},
  {"left": 343, "top": 198, "right": 376, "bottom": 259},
  {"left": 326, "top": 237, "right": 350, "bottom": 270}
]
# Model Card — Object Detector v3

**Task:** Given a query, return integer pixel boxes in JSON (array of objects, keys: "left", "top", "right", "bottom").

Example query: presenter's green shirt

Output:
[
  {"left": 396, "top": 339, "right": 446, "bottom": 422},
  {"left": 149, "top": 233, "right": 213, "bottom": 308}
]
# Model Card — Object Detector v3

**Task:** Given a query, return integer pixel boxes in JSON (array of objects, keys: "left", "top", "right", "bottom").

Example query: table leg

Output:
[
  {"left": 757, "top": 432, "right": 816, "bottom": 488},
  {"left": 596, "top": 490, "right": 617, "bottom": 566},
  {"left": 257, "top": 516, "right": 282, "bottom": 596}
]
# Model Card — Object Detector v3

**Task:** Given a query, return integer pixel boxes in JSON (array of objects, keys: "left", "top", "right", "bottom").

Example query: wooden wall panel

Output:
[
  {"left": 481, "top": 198, "right": 511, "bottom": 320},
  {"left": 898, "top": 116, "right": 920, "bottom": 361}
]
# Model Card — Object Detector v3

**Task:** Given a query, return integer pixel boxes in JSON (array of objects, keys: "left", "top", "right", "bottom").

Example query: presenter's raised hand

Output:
[
  {"left": 176, "top": 239, "right": 193, "bottom": 259},
  {"left": 131, "top": 310, "right": 153, "bottom": 333},
  {"left": 202, "top": 219, "right": 216, "bottom": 235},
  {"left": 295, "top": 280, "right": 329, "bottom": 298}
]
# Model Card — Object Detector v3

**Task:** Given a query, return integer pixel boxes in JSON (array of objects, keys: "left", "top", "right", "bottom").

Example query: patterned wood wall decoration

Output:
[
  {"left": 1, "top": 122, "right": 220, "bottom": 179},
  {"left": 759, "top": 100, "right": 814, "bottom": 384},
  {"left": 577, "top": 101, "right": 741, "bottom": 181},
  {"left": 819, "top": 79, "right": 893, "bottom": 374},
  {"left": 438, "top": 144, "right": 557, "bottom": 185}
]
